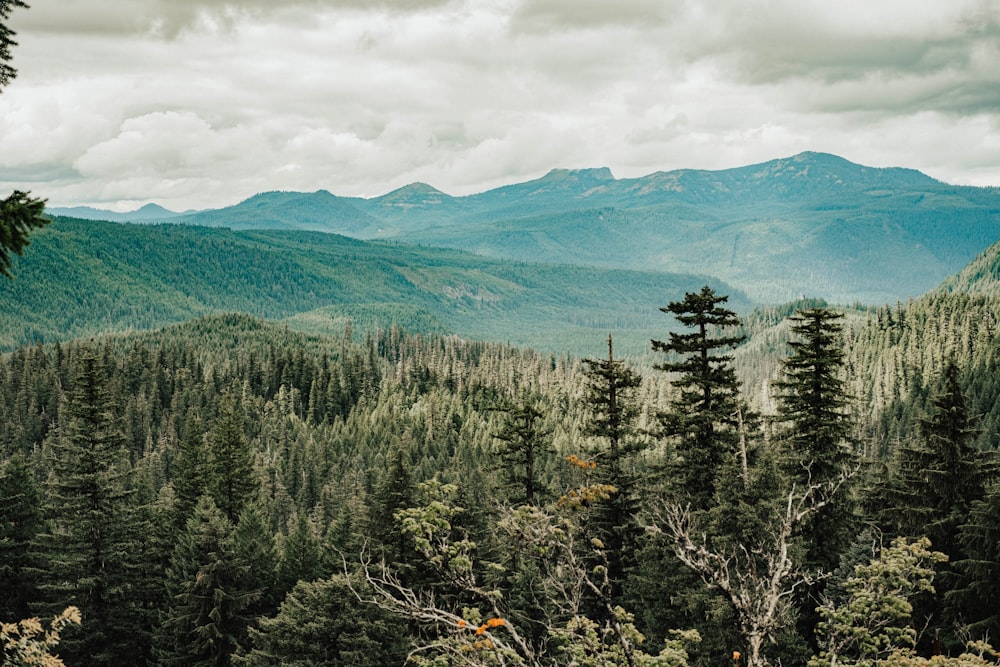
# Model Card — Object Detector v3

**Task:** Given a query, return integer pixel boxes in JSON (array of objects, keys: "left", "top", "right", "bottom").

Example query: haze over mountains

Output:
[{"left": 49, "top": 152, "right": 1000, "bottom": 304}]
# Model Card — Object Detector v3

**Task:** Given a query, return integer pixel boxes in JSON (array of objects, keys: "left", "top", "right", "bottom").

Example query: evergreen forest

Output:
[{"left": 5, "top": 237, "right": 1000, "bottom": 665}]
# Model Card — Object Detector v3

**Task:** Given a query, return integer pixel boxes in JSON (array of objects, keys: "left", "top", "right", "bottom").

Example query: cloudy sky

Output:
[{"left": 1, "top": 0, "right": 999, "bottom": 211}]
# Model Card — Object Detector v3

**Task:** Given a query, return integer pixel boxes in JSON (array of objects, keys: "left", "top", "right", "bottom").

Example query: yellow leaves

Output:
[
  {"left": 558, "top": 483, "right": 617, "bottom": 510},
  {"left": 1, "top": 606, "right": 81, "bottom": 667},
  {"left": 566, "top": 454, "right": 597, "bottom": 470}
]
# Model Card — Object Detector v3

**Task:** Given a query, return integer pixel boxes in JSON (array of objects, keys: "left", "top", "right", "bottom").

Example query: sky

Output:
[{"left": 1, "top": 0, "right": 999, "bottom": 212}]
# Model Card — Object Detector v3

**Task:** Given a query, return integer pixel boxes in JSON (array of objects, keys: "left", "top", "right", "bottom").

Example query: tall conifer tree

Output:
[
  {"left": 208, "top": 396, "right": 258, "bottom": 524},
  {"left": 155, "top": 496, "right": 261, "bottom": 666},
  {"left": 875, "top": 361, "right": 993, "bottom": 653},
  {"left": 33, "top": 351, "right": 143, "bottom": 665},
  {"left": 653, "top": 285, "right": 745, "bottom": 508},
  {"left": 0, "top": 453, "right": 42, "bottom": 621},
  {"left": 581, "top": 334, "right": 643, "bottom": 598}
]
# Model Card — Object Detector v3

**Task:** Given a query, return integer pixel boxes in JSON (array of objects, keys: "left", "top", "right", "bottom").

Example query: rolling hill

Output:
[{"left": 0, "top": 217, "right": 747, "bottom": 356}]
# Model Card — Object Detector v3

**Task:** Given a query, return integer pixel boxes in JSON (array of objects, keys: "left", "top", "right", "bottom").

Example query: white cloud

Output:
[{"left": 1, "top": 0, "right": 998, "bottom": 211}]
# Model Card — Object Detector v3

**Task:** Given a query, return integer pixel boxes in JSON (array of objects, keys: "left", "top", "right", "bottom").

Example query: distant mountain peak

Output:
[
  {"left": 540, "top": 167, "right": 615, "bottom": 182},
  {"left": 373, "top": 182, "right": 453, "bottom": 209}
]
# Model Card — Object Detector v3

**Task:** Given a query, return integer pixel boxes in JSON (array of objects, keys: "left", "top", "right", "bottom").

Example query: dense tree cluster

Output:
[{"left": 1, "top": 282, "right": 999, "bottom": 665}]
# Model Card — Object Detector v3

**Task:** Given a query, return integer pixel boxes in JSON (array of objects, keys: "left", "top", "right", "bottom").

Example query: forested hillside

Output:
[
  {"left": 4, "top": 272, "right": 1000, "bottom": 665},
  {"left": 0, "top": 216, "right": 743, "bottom": 355}
]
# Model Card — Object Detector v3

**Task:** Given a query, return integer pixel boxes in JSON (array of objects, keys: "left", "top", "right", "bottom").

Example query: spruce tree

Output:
[
  {"left": 775, "top": 308, "right": 854, "bottom": 571},
  {"left": 492, "top": 395, "right": 553, "bottom": 506},
  {"left": 0, "top": 2, "right": 48, "bottom": 280},
  {"left": 171, "top": 411, "right": 209, "bottom": 534},
  {"left": 773, "top": 308, "right": 852, "bottom": 487},
  {"left": 236, "top": 575, "right": 407, "bottom": 667},
  {"left": 208, "top": 396, "right": 258, "bottom": 524},
  {"left": 875, "top": 361, "right": 993, "bottom": 653},
  {"left": 581, "top": 334, "right": 644, "bottom": 599},
  {"left": 653, "top": 285, "right": 745, "bottom": 509},
  {"left": 276, "top": 511, "right": 324, "bottom": 596},
  {"left": 232, "top": 503, "right": 280, "bottom": 623},
  {"left": 155, "top": 495, "right": 261, "bottom": 667},
  {"left": 367, "top": 447, "right": 416, "bottom": 566},
  {"left": 32, "top": 350, "right": 142, "bottom": 665},
  {"left": 772, "top": 308, "right": 856, "bottom": 648},
  {"left": 0, "top": 453, "right": 42, "bottom": 621},
  {"left": 954, "top": 481, "right": 1000, "bottom": 643}
]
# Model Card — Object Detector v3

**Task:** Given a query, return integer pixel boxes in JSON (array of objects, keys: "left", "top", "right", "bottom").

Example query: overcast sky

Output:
[{"left": 1, "top": 0, "right": 999, "bottom": 211}]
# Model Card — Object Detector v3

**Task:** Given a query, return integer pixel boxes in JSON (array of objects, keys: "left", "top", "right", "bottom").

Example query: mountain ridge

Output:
[{"left": 44, "top": 152, "right": 1000, "bottom": 304}]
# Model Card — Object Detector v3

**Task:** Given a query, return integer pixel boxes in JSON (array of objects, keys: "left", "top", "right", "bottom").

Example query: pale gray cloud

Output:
[{"left": 1, "top": 0, "right": 999, "bottom": 211}]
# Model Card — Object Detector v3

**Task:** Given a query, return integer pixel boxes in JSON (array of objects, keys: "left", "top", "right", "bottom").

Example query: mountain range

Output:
[{"left": 48, "top": 152, "right": 1000, "bottom": 304}]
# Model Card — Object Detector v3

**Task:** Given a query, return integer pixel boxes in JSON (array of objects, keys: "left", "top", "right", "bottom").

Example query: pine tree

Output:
[
  {"left": 581, "top": 334, "right": 644, "bottom": 600},
  {"left": 875, "top": 361, "right": 994, "bottom": 653},
  {"left": 171, "top": 412, "right": 209, "bottom": 534},
  {"left": 155, "top": 495, "right": 261, "bottom": 667},
  {"left": 236, "top": 575, "right": 407, "bottom": 667},
  {"left": 32, "top": 350, "right": 143, "bottom": 665},
  {"left": 0, "top": 2, "right": 48, "bottom": 275},
  {"left": 232, "top": 503, "right": 280, "bottom": 623},
  {"left": 772, "top": 308, "right": 856, "bottom": 652},
  {"left": 0, "top": 453, "right": 42, "bottom": 621},
  {"left": 773, "top": 308, "right": 852, "bottom": 486},
  {"left": 492, "top": 395, "right": 553, "bottom": 506},
  {"left": 953, "top": 481, "right": 1000, "bottom": 643},
  {"left": 208, "top": 396, "right": 258, "bottom": 524},
  {"left": 653, "top": 285, "right": 745, "bottom": 509},
  {"left": 367, "top": 447, "right": 415, "bottom": 566},
  {"left": 276, "top": 511, "right": 324, "bottom": 596}
]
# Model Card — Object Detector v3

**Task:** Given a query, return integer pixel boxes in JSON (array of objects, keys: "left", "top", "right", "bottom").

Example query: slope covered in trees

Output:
[
  {"left": 0, "top": 216, "right": 745, "bottom": 355},
  {"left": 3, "top": 267, "right": 1000, "bottom": 665}
]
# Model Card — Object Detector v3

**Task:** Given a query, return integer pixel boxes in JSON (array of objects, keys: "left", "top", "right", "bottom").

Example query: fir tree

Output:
[
  {"left": 236, "top": 575, "right": 407, "bottom": 667},
  {"left": 953, "top": 481, "right": 1000, "bottom": 643},
  {"left": 0, "top": 190, "right": 48, "bottom": 279},
  {"left": 0, "top": 453, "right": 42, "bottom": 621},
  {"left": 772, "top": 308, "right": 856, "bottom": 651},
  {"left": 155, "top": 495, "right": 262, "bottom": 667},
  {"left": 171, "top": 412, "right": 209, "bottom": 534},
  {"left": 581, "top": 334, "right": 644, "bottom": 600},
  {"left": 32, "top": 350, "right": 143, "bottom": 665},
  {"left": 492, "top": 395, "right": 553, "bottom": 506},
  {"left": 276, "top": 511, "right": 324, "bottom": 597},
  {"left": 232, "top": 503, "right": 280, "bottom": 623},
  {"left": 773, "top": 308, "right": 852, "bottom": 486},
  {"left": 875, "top": 361, "right": 994, "bottom": 653},
  {"left": 653, "top": 285, "right": 745, "bottom": 509},
  {"left": 367, "top": 447, "right": 416, "bottom": 566},
  {"left": 208, "top": 396, "right": 258, "bottom": 524}
]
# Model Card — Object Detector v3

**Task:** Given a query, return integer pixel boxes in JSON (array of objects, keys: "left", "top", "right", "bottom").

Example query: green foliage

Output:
[
  {"left": 31, "top": 350, "right": 145, "bottom": 665},
  {"left": 0, "top": 217, "right": 743, "bottom": 356},
  {"left": 0, "top": 0, "right": 28, "bottom": 89},
  {"left": 810, "top": 537, "right": 948, "bottom": 667},
  {"left": 0, "top": 454, "right": 42, "bottom": 621},
  {"left": 208, "top": 396, "right": 259, "bottom": 524},
  {"left": 653, "top": 285, "right": 745, "bottom": 509},
  {"left": 0, "top": 192, "right": 49, "bottom": 279},
  {"left": 580, "top": 335, "right": 645, "bottom": 599},
  {"left": 492, "top": 396, "right": 554, "bottom": 506},
  {"left": 155, "top": 496, "right": 261, "bottom": 667},
  {"left": 237, "top": 575, "right": 407, "bottom": 667}
]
